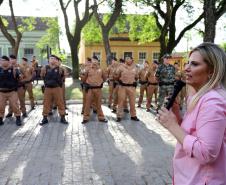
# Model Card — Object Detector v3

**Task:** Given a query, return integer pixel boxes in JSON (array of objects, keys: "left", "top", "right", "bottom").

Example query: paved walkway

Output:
[{"left": 0, "top": 104, "right": 176, "bottom": 185}]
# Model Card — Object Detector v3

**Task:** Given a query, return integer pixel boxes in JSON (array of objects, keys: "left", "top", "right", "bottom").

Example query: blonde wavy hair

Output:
[{"left": 188, "top": 42, "right": 226, "bottom": 111}]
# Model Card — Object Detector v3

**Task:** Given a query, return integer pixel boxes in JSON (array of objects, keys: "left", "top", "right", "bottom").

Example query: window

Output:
[
  {"left": 153, "top": 52, "right": 160, "bottom": 60},
  {"left": 0, "top": 48, "right": 2, "bottom": 57},
  {"left": 111, "top": 52, "right": 117, "bottom": 59},
  {"left": 24, "top": 48, "right": 34, "bottom": 61},
  {"left": 138, "top": 52, "right": 147, "bottom": 64},
  {"left": 93, "top": 52, "right": 101, "bottom": 61},
  {"left": 24, "top": 48, "right": 34, "bottom": 55},
  {"left": 8, "top": 47, "right": 13, "bottom": 55},
  {"left": 124, "top": 52, "right": 132, "bottom": 59}
]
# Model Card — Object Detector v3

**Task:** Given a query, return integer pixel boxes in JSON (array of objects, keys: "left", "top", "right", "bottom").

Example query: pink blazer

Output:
[{"left": 173, "top": 88, "right": 226, "bottom": 185}]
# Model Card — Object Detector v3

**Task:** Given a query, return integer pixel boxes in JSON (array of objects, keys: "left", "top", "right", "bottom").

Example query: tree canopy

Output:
[{"left": 82, "top": 14, "right": 160, "bottom": 44}]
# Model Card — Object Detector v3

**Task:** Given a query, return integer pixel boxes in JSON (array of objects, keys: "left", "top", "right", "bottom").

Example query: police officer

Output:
[
  {"left": 155, "top": 54, "right": 176, "bottom": 110},
  {"left": 0, "top": 56, "right": 22, "bottom": 126},
  {"left": 6, "top": 54, "right": 26, "bottom": 118},
  {"left": 81, "top": 56, "right": 108, "bottom": 124},
  {"left": 80, "top": 57, "right": 92, "bottom": 114},
  {"left": 112, "top": 58, "right": 129, "bottom": 113},
  {"left": 115, "top": 56, "right": 139, "bottom": 122},
  {"left": 40, "top": 54, "right": 68, "bottom": 125},
  {"left": 106, "top": 57, "right": 119, "bottom": 108},
  {"left": 145, "top": 60, "right": 158, "bottom": 111},
  {"left": 137, "top": 60, "right": 149, "bottom": 107},
  {"left": 31, "top": 55, "right": 39, "bottom": 84},
  {"left": 19, "top": 57, "right": 35, "bottom": 112}
]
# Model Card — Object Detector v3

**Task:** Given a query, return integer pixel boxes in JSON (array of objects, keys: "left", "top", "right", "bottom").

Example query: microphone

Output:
[{"left": 165, "top": 80, "right": 186, "bottom": 110}]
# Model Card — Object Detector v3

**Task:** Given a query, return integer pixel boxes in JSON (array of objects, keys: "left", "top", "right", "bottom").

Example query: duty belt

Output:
[
  {"left": 148, "top": 82, "right": 158, "bottom": 86},
  {"left": 159, "top": 82, "right": 174, "bottom": 86},
  {"left": 119, "top": 80, "right": 137, "bottom": 87},
  {"left": 88, "top": 84, "right": 103, "bottom": 89},
  {"left": 45, "top": 85, "right": 60, "bottom": 88},
  {"left": 23, "top": 79, "right": 33, "bottom": 84},
  {"left": 0, "top": 88, "right": 17, "bottom": 93},
  {"left": 139, "top": 80, "right": 148, "bottom": 85}
]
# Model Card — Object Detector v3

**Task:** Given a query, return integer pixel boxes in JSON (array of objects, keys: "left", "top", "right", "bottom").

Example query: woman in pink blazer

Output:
[{"left": 158, "top": 42, "right": 226, "bottom": 185}]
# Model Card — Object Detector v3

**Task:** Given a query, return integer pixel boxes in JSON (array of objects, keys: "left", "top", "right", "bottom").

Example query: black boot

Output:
[
  {"left": 60, "top": 116, "right": 68, "bottom": 124},
  {"left": 6, "top": 113, "right": 13, "bottom": 118},
  {"left": 0, "top": 117, "right": 4, "bottom": 126},
  {"left": 22, "top": 112, "right": 28, "bottom": 118},
  {"left": 131, "top": 116, "right": 140, "bottom": 121},
  {"left": 40, "top": 116, "right": 48, "bottom": 125},
  {"left": 16, "top": 116, "right": 22, "bottom": 126}
]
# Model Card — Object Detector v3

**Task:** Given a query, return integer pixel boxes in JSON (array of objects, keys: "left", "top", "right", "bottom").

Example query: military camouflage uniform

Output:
[{"left": 155, "top": 63, "right": 175, "bottom": 109}]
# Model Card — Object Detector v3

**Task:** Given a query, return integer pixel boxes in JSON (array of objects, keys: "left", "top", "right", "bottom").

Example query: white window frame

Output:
[
  {"left": 138, "top": 51, "right": 147, "bottom": 64},
  {"left": 152, "top": 52, "right": 160, "bottom": 60}
]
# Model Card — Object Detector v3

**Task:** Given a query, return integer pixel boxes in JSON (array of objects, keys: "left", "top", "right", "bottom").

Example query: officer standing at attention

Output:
[
  {"left": 31, "top": 55, "right": 39, "bottom": 84},
  {"left": 106, "top": 57, "right": 119, "bottom": 109},
  {"left": 5, "top": 54, "right": 25, "bottom": 118},
  {"left": 137, "top": 60, "right": 149, "bottom": 108},
  {"left": 0, "top": 56, "right": 22, "bottom": 126},
  {"left": 145, "top": 60, "right": 158, "bottom": 111},
  {"left": 19, "top": 57, "right": 35, "bottom": 112},
  {"left": 115, "top": 56, "right": 139, "bottom": 122},
  {"left": 40, "top": 54, "right": 68, "bottom": 125},
  {"left": 80, "top": 57, "right": 92, "bottom": 114},
  {"left": 155, "top": 54, "right": 176, "bottom": 111},
  {"left": 81, "top": 56, "right": 108, "bottom": 124}
]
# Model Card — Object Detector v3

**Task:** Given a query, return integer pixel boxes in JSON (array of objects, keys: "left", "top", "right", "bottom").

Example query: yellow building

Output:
[
  {"left": 79, "top": 33, "right": 161, "bottom": 69},
  {"left": 169, "top": 53, "right": 188, "bottom": 71}
]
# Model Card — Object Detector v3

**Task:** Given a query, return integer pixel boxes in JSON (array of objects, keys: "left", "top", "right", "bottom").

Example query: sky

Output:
[{"left": 0, "top": 0, "right": 225, "bottom": 53}]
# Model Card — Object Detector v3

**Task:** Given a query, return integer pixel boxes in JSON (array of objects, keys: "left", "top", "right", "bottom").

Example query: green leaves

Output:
[{"left": 82, "top": 14, "right": 160, "bottom": 44}]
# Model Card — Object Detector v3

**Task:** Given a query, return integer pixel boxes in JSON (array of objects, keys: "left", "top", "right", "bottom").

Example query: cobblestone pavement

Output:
[{"left": 0, "top": 104, "right": 176, "bottom": 185}]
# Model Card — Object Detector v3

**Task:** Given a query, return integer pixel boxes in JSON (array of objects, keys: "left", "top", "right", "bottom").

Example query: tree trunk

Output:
[
  {"left": 203, "top": 0, "right": 216, "bottom": 42},
  {"left": 102, "top": 30, "right": 112, "bottom": 66},
  {"left": 69, "top": 35, "right": 80, "bottom": 79},
  {"left": 70, "top": 47, "right": 79, "bottom": 79},
  {"left": 12, "top": 37, "right": 21, "bottom": 57}
]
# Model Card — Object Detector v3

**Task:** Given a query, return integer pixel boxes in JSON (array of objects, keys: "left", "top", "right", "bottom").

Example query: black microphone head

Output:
[
  {"left": 165, "top": 80, "right": 186, "bottom": 110},
  {"left": 174, "top": 80, "right": 186, "bottom": 92}
]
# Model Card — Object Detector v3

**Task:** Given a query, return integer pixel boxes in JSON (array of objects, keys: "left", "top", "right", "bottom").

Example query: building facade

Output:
[
  {"left": 0, "top": 16, "right": 54, "bottom": 64},
  {"left": 79, "top": 33, "right": 161, "bottom": 69}
]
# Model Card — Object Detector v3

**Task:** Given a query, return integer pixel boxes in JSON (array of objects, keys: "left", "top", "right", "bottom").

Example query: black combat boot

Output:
[
  {"left": 5, "top": 113, "right": 13, "bottom": 118},
  {"left": 16, "top": 116, "right": 22, "bottom": 126},
  {"left": 131, "top": 116, "right": 140, "bottom": 121},
  {"left": 40, "top": 116, "right": 48, "bottom": 126},
  {"left": 0, "top": 117, "right": 4, "bottom": 126},
  {"left": 60, "top": 116, "right": 68, "bottom": 124},
  {"left": 22, "top": 112, "right": 28, "bottom": 118}
]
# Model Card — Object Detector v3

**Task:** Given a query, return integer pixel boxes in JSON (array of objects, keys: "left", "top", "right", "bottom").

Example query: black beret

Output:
[
  {"left": 9, "top": 54, "right": 16, "bottom": 59},
  {"left": 92, "top": 55, "right": 99, "bottom": 61},
  {"left": 50, "top": 54, "right": 60, "bottom": 60},
  {"left": 1, "top": 55, "right": 10, "bottom": 61},
  {"left": 112, "top": 57, "right": 117, "bottom": 61},
  {"left": 22, "top": 57, "right": 28, "bottom": 62}
]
